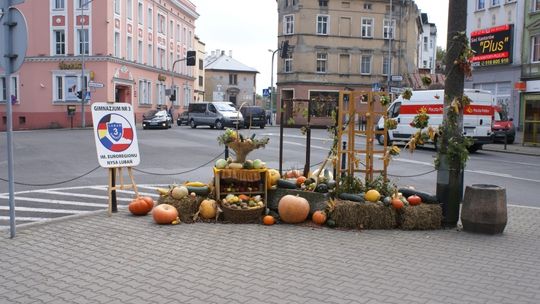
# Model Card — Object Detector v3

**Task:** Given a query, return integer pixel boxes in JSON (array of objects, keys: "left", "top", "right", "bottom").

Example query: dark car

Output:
[
  {"left": 142, "top": 109, "right": 172, "bottom": 129},
  {"left": 240, "top": 106, "right": 266, "bottom": 129},
  {"left": 492, "top": 106, "right": 515, "bottom": 144},
  {"left": 177, "top": 111, "right": 189, "bottom": 126}
]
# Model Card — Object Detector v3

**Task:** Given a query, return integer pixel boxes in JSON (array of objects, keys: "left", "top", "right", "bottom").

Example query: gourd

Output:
[
  {"left": 267, "top": 169, "right": 281, "bottom": 189},
  {"left": 171, "top": 186, "right": 189, "bottom": 199},
  {"left": 312, "top": 211, "right": 327, "bottom": 225},
  {"left": 262, "top": 215, "right": 276, "bottom": 225},
  {"left": 407, "top": 195, "right": 422, "bottom": 206},
  {"left": 152, "top": 204, "right": 179, "bottom": 224},
  {"left": 215, "top": 159, "right": 228, "bottom": 169},
  {"left": 128, "top": 197, "right": 153, "bottom": 216},
  {"left": 391, "top": 198, "right": 404, "bottom": 209},
  {"left": 199, "top": 199, "right": 217, "bottom": 219},
  {"left": 364, "top": 189, "right": 381, "bottom": 202},
  {"left": 278, "top": 195, "right": 310, "bottom": 224}
]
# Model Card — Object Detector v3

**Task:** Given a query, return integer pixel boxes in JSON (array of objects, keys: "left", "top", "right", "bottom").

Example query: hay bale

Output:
[
  {"left": 330, "top": 200, "right": 398, "bottom": 230},
  {"left": 400, "top": 204, "right": 442, "bottom": 230},
  {"left": 157, "top": 195, "right": 200, "bottom": 223}
]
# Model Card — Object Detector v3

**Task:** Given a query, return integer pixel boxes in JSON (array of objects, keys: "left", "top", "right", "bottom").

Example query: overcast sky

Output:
[{"left": 192, "top": 0, "right": 449, "bottom": 95}]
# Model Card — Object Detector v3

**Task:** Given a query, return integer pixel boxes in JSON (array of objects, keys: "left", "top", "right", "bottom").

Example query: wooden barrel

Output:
[{"left": 461, "top": 184, "right": 507, "bottom": 234}]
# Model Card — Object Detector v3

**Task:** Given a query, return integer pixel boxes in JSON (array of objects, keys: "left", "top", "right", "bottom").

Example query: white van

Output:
[
  {"left": 188, "top": 102, "right": 244, "bottom": 129},
  {"left": 376, "top": 89, "right": 495, "bottom": 152}
]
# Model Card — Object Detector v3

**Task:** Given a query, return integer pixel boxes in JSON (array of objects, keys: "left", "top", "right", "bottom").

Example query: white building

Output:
[{"left": 417, "top": 12, "right": 437, "bottom": 74}]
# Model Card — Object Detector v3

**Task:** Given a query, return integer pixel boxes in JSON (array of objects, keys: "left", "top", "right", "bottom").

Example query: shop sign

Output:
[
  {"left": 59, "top": 61, "right": 82, "bottom": 70},
  {"left": 158, "top": 74, "right": 166, "bottom": 82},
  {"left": 470, "top": 24, "right": 513, "bottom": 67}
]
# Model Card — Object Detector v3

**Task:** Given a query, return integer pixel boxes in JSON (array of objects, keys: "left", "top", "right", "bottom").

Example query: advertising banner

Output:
[{"left": 470, "top": 24, "right": 513, "bottom": 67}]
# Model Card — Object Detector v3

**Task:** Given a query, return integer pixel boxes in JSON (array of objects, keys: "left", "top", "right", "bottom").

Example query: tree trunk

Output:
[{"left": 436, "top": 0, "right": 467, "bottom": 227}]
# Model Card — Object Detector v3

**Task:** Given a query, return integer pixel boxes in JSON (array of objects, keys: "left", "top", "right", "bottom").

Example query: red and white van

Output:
[{"left": 376, "top": 89, "right": 495, "bottom": 152}]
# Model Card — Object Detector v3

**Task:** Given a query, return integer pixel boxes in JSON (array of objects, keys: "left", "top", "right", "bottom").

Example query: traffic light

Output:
[
  {"left": 169, "top": 94, "right": 176, "bottom": 102},
  {"left": 280, "top": 40, "right": 289, "bottom": 58},
  {"left": 76, "top": 91, "right": 83, "bottom": 99},
  {"left": 186, "top": 50, "right": 196, "bottom": 66}
]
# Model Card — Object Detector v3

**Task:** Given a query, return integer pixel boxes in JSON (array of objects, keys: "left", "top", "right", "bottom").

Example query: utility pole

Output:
[{"left": 436, "top": 0, "right": 468, "bottom": 227}]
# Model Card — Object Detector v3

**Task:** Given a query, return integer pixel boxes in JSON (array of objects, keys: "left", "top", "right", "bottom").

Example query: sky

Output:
[{"left": 192, "top": 0, "right": 449, "bottom": 95}]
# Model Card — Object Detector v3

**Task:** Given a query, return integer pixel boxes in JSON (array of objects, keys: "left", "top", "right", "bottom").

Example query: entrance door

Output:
[
  {"left": 115, "top": 85, "right": 131, "bottom": 103},
  {"left": 523, "top": 97, "right": 540, "bottom": 144}
]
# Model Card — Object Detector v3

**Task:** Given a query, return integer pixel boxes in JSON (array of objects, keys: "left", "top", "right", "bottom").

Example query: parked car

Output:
[
  {"left": 187, "top": 102, "right": 244, "bottom": 129},
  {"left": 492, "top": 106, "right": 515, "bottom": 144},
  {"left": 142, "top": 109, "right": 172, "bottom": 129},
  {"left": 240, "top": 106, "right": 266, "bottom": 129},
  {"left": 177, "top": 111, "right": 189, "bottom": 126}
]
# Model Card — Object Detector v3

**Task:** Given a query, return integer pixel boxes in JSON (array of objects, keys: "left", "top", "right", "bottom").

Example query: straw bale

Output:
[
  {"left": 400, "top": 204, "right": 442, "bottom": 230},
  {"left": 158, "top": 195, "right": 200, "bottom": 223},
  {"left": 330, "top": 200, "right": 398, "bottom": 230}
]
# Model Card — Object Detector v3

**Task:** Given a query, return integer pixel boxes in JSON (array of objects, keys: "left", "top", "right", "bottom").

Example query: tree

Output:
[{"left": 436, "top": 0, "right": 470, "bottom": 227}]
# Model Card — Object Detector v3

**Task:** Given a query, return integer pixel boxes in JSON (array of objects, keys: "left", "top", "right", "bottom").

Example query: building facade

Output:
[
  {"left": 0, "top": 0, "right": 197, "bottom": 131},
  {"left": 203, "top": 50, "right": 258, "bottom": 106},
  {"left": 520, "top": 0, "right": 540, "bottom": 144},
  {"left": 193, "top": 36, "right": 206, "bottom": 103},
  {"left": 464, "top": 0, "right": 523, "bottom": 129},
  {"left": 417, "top": 12, "right": 437, "bottom": 74},
  {"left": 275, "top": 0, "right": 421, "bottom": 125}
]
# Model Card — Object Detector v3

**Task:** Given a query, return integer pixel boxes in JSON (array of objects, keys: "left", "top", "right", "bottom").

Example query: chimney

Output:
[
  {"left": 211, "top": 50, "right": 215, "bottom": 56},
  {"left": 229, "top": 50, "right": 232, "bottom": 57},
  {"left": 221, "top": 50, "right": 225, "bottom": 56}
]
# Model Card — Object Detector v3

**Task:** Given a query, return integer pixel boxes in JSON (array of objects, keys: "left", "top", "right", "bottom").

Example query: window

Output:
[
  {"left": 54, "top": 0, "right": 64, "bottom": 10},
  {"left": 176, "top": 24, "right": 180, "bottom": 41},
  {"left": 169, "top": 21, "right": 173, "bottom": 38},
  {"left": 284, "top": 53, "right": 293, "bottom": 72},
  {"left": 284, "top": 15, "right": 294, "bottom": 35},
  {"left": 423, "top": 36, "right": 428, "bottom": 52},
  {"left": 127, "top": 36, "right": 133, "bottom": 60},
  {"left": 158, "top": 48, "right": 165, "bottom": 69},
  {"left": 157, "top": 83, "right": 166, "bottom": 106},
  {"left": 383, "top": 19, "right": 395, "bottom": 39},
  {"left": 430, "top": 39, "right": 434, "bottom": 49},
  {"left": 316, "top": 52, "right": 327, "bottom": 73},
  {"left": 533, "top": 0, "right": 540, "bottom": 12},
  {"left": 317, "top": 15, "right": 329, "bottom": 35},
  {"left": 199, "top": 59, "right": 203, "bottom": 70},
  {"left": 491, "top": 0, "right": 500, "bottom": 6},
  {"left": 127, "top": 0, "right": 133, "bottom": 20},
  {"left": 0, "top": 76, "right": 18, "bottom": 103},
  {"left": 147, "top": 44, "right": 153, "bottom": 65},
  {"left": 137, "top": 40, "right": 143, "bottom": 63},
  {"left": 308, "top": 91, "right": 338, "bottom": 118},
  {"left": 382, "top": 56, "right": 390, "bottom": 75},
  {"left": 53, "top": 30, "right": 65, "bottom": 55},
  {"left": 364, "top": 3, "right": 372, "bottom": 10},
  {"left": 169, "top": 52, "right": 173, "bottom": 70},
  {"left": 77, "top": 29, "right": 89, "bottom": 55},
  {"left": 532, "top": 35, "right": 540, "bottom": 62},
  {"left": 138, "top": 80, "right": 151, "bottom": 105},
  {"left": 361, "top": 55, "right": 372, "bottom": 74},
  {"left": 52, "top": 74, "right": 87, "bottom": 102},
  {"left": 229, "top": 74, "right": 238, "bottom": 85},
  {"left": 477, "top": 0, "right": 485, "bottom": 10},
  {"left": 114, "top": 0, "right": 120, "bottom": 14},
  {"left": 158, "top": 14, "right": 165, "bottom": 34},
  {"left": 55, "top": 76, "right": 63, "bottom": 101},
  {"left": 148, "top": 8, "right": 153, "bottom": 29},
  {"left": 361, "top": 18, "right": 373, "bottom": 38},
  {"left": 138, "top": 2, "right": 143, "bottom": 24},
  {"left": 114, "top": 32, "right": 120, "bottom": 57},
  {"left": 284, "top": 0, "right": 289, "bottom": 7},
  {"left": 199, "top": 76, "right": 203, "bottom": 86},
  {"left": 319, "top": 0, "right": 328, "bottom": 6},
  {"left": 342, "top": 2, "right": 350, "bottom": 8},
  {"left": 76, "top": 0, "right": 89, "bottom": 9}
]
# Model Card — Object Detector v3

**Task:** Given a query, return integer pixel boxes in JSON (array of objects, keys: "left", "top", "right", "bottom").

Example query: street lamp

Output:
[
  {"left": 268, "top": 48, "right": 279, "bottom": 125},
  {"left": 80, "top": 0, "right": 94, "bottom": 128}
]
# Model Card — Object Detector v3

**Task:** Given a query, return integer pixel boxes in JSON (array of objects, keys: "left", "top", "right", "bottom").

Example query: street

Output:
[{"left": 1, "top": 125, "right": 539, "bottom": 228}]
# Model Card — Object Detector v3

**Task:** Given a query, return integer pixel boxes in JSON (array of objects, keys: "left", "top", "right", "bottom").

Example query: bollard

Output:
[
  {"left": 341, "top": 141, "right": 347, "bottom": 177},
  {"left": 224, "top": 145, "right": 229, "bottom": 159}
]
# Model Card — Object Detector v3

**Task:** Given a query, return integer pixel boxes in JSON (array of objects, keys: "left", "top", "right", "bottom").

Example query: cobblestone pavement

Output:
[{"left": 1, "top": 205, "right": 539, "bottom": 304}]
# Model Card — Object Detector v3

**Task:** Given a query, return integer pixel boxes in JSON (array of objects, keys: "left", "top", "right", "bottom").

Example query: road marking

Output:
[
  {"left": 0, "top": 206, "right": 87, "bottom": 214},
  {"left": 0, "top": 195, "right": 107, "bottom": 207},
  {"left": 0, "top": 216, "right": 49, "bottom": 222},
  {"left": 41, "top": 190, "right": 133, "bottom": 202}
]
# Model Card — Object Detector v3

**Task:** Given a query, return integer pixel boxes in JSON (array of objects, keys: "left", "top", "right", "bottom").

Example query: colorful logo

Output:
[{"left": 97, "top": 114, "right": 134, "bottom": 152}]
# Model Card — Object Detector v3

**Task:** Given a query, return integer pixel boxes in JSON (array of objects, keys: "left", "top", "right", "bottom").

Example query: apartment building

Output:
[
  {"left": 465, "top": 0, "right": 523, "bottom": 129},
  {"left": 0, "top": 0, "right": 198, "bottom": 131},
  {"left": 193, "top": 36, "right": 206, "bottom": 103},
  {"left": 203, "top": 50, "right": 258, "bottom": 106},
  {"left": 417, "top": 12, "right": 437, "bottom": 74},
  {"left": 275, "top": 0, "right": 421, "bottom": 125},
  {"left": 520, "top": 0, "right": 540, "bottom": 144}
]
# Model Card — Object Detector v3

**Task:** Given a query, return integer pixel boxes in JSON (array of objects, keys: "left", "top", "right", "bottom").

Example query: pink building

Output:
[{"left": 0, "top": 0, "right": 198, "bottom": 131}]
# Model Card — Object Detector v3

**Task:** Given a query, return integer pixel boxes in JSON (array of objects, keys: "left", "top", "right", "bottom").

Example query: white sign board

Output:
[
  {"left": 91, "top": 103, "right": 140, "bottom": 168},
  {"left": 88, "top": 81, "right": 104, "bottom": 88}
]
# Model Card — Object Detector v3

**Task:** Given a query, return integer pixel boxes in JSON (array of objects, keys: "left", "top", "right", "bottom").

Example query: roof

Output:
[{"left": 204, "top": 53, "right": 258, "bottom": 73}]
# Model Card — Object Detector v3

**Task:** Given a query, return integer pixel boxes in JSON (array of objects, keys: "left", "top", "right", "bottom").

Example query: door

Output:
[{"left": 523, "top": 97, "right": 540, "bottom": 144}]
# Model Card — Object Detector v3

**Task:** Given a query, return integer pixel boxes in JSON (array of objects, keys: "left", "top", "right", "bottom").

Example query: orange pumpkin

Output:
[
  {"left": 391, "top": 198, "right": 404, "bottom": 209},
  {"left": 140, "top": 196, "right": 155, "bottom": 210},
  {"left": 262, "top": 215, "right": 276, "bottom": 225},
  {"left": 128, "top": 197, "right": 152, "bottom": 216},
  {"left": 278, "top": 195, "right": 310, "bottom": 224},
  {"left": 312, "top": 210, "right": 327, "bottom": 225},
  {"left": 152, "top": 204, "right": 179, "bottom": 224},
  {"left": 407, "top": 195, "right": 422, "bottom": 206},
  {"left": 296, "top": 176, "right": 307, "bottom": 187}
]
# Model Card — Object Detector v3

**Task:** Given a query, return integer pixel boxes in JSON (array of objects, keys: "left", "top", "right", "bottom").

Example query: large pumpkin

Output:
[
  {"left": 267, "top": 169, "right": 281, "bottom": 189},
  {"left": 199, "top": 199, "right": 217, "bottom": 219},
  {"left": 278, "top": 195, "right": 310, "bottom": 224},
  {"left": 152, "top": 204, "right": 179, "bottom": 224},
  {"left": 128, "top": 197, "right": 153, "bottom": 216}
]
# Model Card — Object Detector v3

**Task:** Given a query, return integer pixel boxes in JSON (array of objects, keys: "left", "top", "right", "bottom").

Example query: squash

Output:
[
  {"left": 312, "top": 210, "right": 327, "bottom": 225},
  {"left": 391, "top": 198, "right": 404, "bottom": 209},
  {"left": 199, "top": 199, "right": 217, "bottom": 219},
  {"left": 364, "top": 189, "right": 381, "bottom": 202},
  {"left": 215, "top": 159, "right": 228, "bottom": 169},
  {"left": 228, "top": 162, "right": 244, "bottom": 169},
  {"left": 262, "top": 215, "right": 276, "bottom": 225},
  {"left": 128, "top": 197, "right": 153, "bottom": 216},
  {"left": 171, "top": 186, "right": 189, "bottom": 199},
  {"left": 407, "top": 195, "right": 422, "bottom": 206},
  {"left": 277, "top": 179, "right": 297, "bottom": 189},
  {"left": 152, "top": 204, "right": 179, "bottom": 224},
  {"left": 267, "top": 169, "right": 281, "bottom": 189},
  {"left": 278, "top": 195, "right": 310, "bottom": 224},
  {"left": 296, "top": 176, "right": 307, "bottom": 187}
]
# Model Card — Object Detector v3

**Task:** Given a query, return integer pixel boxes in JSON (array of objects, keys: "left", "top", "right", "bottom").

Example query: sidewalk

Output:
[
  {"left": 1, "top": 205, "right": 540, "bottom": 304},
  {"left": 482, "top": 130, "right": 540, "bottom": 156}
]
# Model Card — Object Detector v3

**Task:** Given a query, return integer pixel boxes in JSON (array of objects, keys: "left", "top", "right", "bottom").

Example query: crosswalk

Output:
[{"left": 0, "top": 185, "right": 162, "bottom": 230}]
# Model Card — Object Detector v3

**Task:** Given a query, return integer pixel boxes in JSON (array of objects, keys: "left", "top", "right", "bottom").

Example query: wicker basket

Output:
[{"left": 221, "top": 203, "right": 264, "bottom": 223}]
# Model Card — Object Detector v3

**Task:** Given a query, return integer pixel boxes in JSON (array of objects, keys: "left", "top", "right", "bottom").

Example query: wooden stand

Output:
[{"left": 108, "top": 166, "right": 138, "bottom": 216}]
